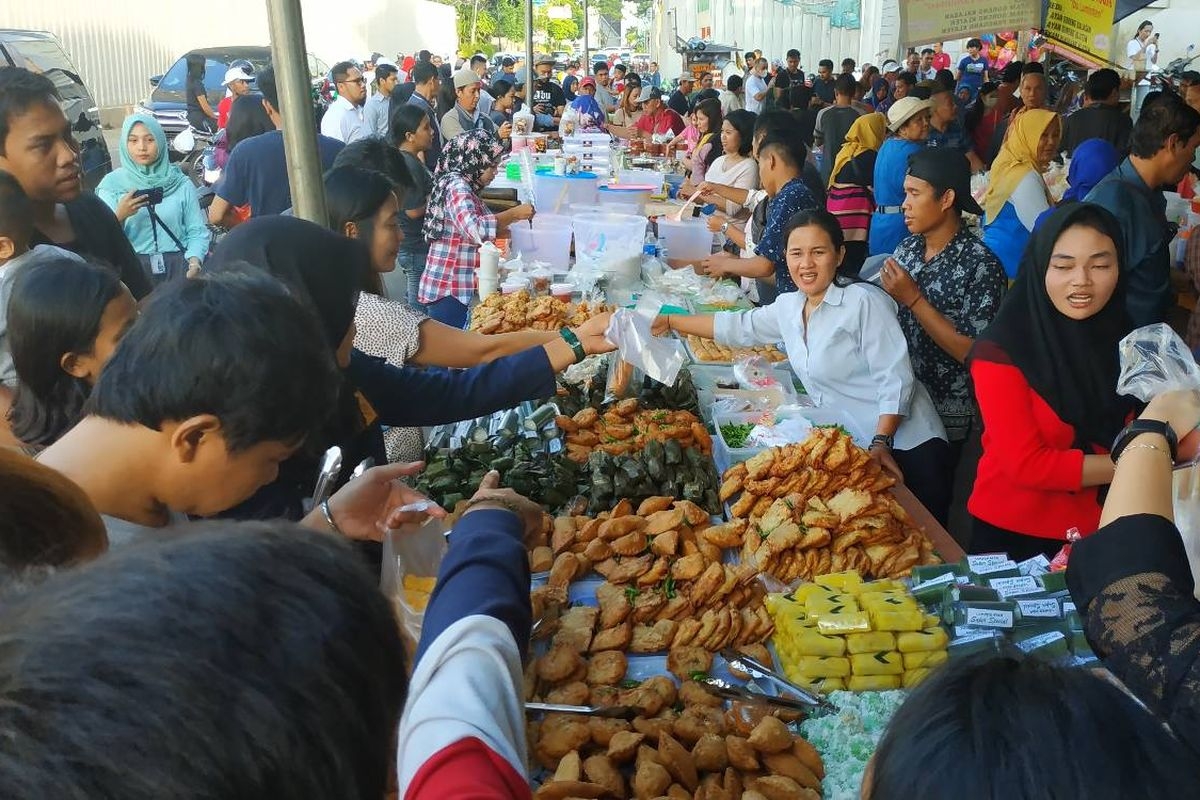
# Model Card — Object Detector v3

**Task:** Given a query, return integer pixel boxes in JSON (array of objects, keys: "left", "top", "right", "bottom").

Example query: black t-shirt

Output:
[
  {"left": 667, "top": 90, "right": 690, "bottom": 117},
  {"left": 399, "top": 150, "right": 433, "bottom": 254},
  {"left": 1062, "top": 104, "right": 1133, "bottom": 156},
  {"left": 186, "top": 75, "right": 211, "bottom": 131},
  {"left": 531, "top": 80, "right": 565, "bottom": 113},
  {"left": 813, "top": 77, "right": 836, "bottom": 105},
  {"left": 31, "top": 192, "right": 153, "bottom": 299}
]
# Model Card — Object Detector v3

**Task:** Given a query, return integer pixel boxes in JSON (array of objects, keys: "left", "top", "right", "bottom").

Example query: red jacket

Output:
[{"left": 968, "top": 355, "right": 1107, "bottom": 540}]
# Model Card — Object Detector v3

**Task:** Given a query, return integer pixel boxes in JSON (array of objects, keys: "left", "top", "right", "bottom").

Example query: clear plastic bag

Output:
[
  {"left": 1117, "top": 323, "right": 1200, "bottom": 401},
  {"left": 380, "top": 518, "right": 448, "bottom": 667},
  {"left": 603, "top": 295, "right": 686, "bottom": 388}
]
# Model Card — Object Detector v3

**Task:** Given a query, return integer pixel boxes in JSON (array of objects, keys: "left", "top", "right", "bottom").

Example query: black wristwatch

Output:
[
  {"left": 559, "top": 327, "right": 586, "bottom": 364},
  {"left": 1110, "top": 419, "right": 1178, "bottom": 463},
  {"left": 870, "top": 434, "right": 895, "bottom": 451}
]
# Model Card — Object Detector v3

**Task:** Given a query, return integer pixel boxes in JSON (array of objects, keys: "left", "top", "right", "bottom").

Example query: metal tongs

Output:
[
  {"left": 311, "top": 446, "right": 343, "bottom": 508},
  {"left": 721, "top": 649, "right": 837, "bottom": 715},
  {"left": 699, "top": 677, "right": 817, "bottom": 714},
  {"left": 525, "top": 702, "right": 641, "bottom": 719}
]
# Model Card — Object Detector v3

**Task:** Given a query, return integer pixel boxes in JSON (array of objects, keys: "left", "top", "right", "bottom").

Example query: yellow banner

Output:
[
  {"left": 900, "top": 0, "right": 1041, "bottom": 48},
  {"left": 1043, "top": 0, "right": 1116, "bottom": 64}
]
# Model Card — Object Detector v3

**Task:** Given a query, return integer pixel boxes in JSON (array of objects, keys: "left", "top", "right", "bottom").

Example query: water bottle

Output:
[{"left": 641, "top": 242, "right": 665, "bottom": 284}]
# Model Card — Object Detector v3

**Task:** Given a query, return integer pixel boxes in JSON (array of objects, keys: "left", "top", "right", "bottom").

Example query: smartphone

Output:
[{"left": 133, "top": 187, "right": 164, "bottom": 205}]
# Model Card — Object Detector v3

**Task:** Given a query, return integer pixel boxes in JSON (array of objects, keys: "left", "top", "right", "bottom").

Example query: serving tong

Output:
[
  {"left": 524, "top": 702, "right": 641, "bottom": 719},
  {"left": 720, "top": 649, "right": 837, "bottom": 715}
]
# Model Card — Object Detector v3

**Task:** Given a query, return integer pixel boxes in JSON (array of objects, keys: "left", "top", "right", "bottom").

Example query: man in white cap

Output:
[
  {"left": 440, "top": 68, "right": 504, "bottom": 140},
  {"left": 217, "top": 66, "right": 253, "bottom": 129}
]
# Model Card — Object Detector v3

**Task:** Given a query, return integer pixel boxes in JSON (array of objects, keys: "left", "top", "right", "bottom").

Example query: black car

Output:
[
  {"left": 0, "top": 29, "right": 111, "bottom": 190},
  {"left": 137, "top": 46, "right": 274, "bottom": 141}
]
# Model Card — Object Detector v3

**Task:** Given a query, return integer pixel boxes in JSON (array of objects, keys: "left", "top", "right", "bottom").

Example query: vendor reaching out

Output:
[{"left": 654, "top": 209, "right": 949, "bottom": 521}]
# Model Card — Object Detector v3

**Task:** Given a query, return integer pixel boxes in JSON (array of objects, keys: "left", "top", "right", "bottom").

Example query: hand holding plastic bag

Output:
[
  {"left": 1117, "top": 323, "right": 1200, "bottom": 401},
  {"left": 603, "top": 295, "right": 686, "bottom": 388}
]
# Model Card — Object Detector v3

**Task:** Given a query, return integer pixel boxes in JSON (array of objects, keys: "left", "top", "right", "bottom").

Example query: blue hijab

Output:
[
  {"left": 570, "top": 94, "right": 605, "bottom": 129},
  {"left": 101, "top": 114, "right": 189, "bottom": 194},
  {"left": 869, "top": 78, "right": 893, "bottom": 112},
  {"left": 1063, "top": 138, "right": 1120, "bottom": 202},
  {"left": 1033, "top": 138, "right": 1121, "bottom": 230}
]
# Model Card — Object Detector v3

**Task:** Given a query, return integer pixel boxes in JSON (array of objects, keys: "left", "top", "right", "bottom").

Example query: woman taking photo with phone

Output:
[{"left": 96, "top": 115, "right": 210, "bottom": 284}]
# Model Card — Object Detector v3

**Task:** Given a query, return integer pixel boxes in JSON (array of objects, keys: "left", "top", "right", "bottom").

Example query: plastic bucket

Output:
[
  {"left": 618, "top": 168, "right": 662, "bottom": 188},
  {"left": 571, "top": 212, "right": 647, "bottom": 278},
  {"left": 533, "top": 172, "right": 599, "bottom": 213},
  {"left": 569, "top": 202, "right": 640, "bottom": 217},
  {"left": 598, "top": 184, "right": 654, "bottom": 214},
  {"left": 509, "top": 220, "right": 573, "bottom": 270},
  {"left": 656, "top": 217, "right": 715, "bottom": 263}
]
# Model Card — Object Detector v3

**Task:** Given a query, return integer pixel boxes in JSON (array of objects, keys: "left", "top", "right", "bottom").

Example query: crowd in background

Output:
[{"left": 0, "top": 26, "right": 1198, "bottom": 797}]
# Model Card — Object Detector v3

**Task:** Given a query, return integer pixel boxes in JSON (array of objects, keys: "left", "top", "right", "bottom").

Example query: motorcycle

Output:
[
  {"left": 171, "top": 126, "right": 216, "bottom": 209},
  {"left": 1150, "top": 44, "right": 1198, "bottom": 95}
]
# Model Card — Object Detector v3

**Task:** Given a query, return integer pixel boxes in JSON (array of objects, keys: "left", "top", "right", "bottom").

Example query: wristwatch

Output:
[
  {"left": 1110, "top": 419, "right": 1178, "bottom": 463},
  {"left": 720, "top": 221, "right": 730, "bottom": 235},
  {"left": 870, "top": 434, "right": 895, "bottom": 451},
  {"left": 559, "top": 327, "right": 587, "bottom": 364}
]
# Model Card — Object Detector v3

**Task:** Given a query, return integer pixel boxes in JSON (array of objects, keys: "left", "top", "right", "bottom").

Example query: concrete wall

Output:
[{"left": 1, "top": 0, "right": 457, "bottom": 120}]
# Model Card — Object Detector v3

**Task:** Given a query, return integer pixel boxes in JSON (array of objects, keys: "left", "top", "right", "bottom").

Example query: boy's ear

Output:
[
  {"left": 0, "top": 236, "right": 15, "bottom": 262},
  {"left": 169, "top": 414, "right": 223, "bottom": 464}
]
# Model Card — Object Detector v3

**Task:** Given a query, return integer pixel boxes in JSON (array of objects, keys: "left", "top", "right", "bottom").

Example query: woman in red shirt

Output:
[{"left": 968, "top": 203, "right": 1134, "bottom": 559}]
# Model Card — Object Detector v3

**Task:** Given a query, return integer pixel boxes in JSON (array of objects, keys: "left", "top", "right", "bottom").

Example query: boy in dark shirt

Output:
[{"left": 0, "top": 67, "right": 150, "bottom": 299}]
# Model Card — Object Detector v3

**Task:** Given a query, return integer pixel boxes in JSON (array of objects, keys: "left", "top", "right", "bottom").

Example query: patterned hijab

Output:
[
  {"left": 829, "top": 112, "right": 887, "bottom": 187},
  {"left": 423, "top": 129, "right": 505, "bottom": 242}
]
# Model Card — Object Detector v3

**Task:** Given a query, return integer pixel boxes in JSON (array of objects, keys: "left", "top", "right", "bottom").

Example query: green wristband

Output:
[{"left": 559, "top": 326, "right": 586, "bottom": 363}]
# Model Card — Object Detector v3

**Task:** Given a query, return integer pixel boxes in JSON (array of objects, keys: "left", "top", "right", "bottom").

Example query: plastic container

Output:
[
  {"left": 533, "top": 172, "right": 599, "bottom": 213},
  {"left": 568, "top": 202, "right": 641, "bottom": 217},
  {"left": 663, "top": 173, "right": 686, "bottom": 199},
  {"left": 478, "top": 274, "right": 500, "bottom": 299},
  {"left": 501, "top": 279, "right": 528, "bottom": 294},
  {"left": 598, "top": 184, "right": 654, "bottom": 214},
  {"left": 619, "top": 168, "right": 662, "bottom": 187},
  {"left": 550, "top": 282, "right": 573, "bottom": 302},
  {"left": 656, "top": 217, "right": 715, "bottom": 263},
  {"left": 571, "top": 212, "right": 648, "bottom": 280},
  {"left": 508, "top": 220, "right": 573, "bottom": 270},
  {"left": 562, "top": 132, "right": 613, "bottom": 150},
  {"left": 711, "top": 407, "right": 867, "bottom": 475}
]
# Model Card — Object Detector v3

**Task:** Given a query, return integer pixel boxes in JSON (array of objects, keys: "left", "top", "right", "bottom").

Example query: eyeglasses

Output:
[{"left": 340, "top": 77, "right": 366, "bottom": 86}]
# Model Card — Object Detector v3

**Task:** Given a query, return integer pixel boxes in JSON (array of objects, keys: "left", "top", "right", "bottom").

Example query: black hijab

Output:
[
  {"left": 207, "top": 217, "right": 375, "bottom": 520},
  {"left": 971, "top": 202, "right": 1135, "bottom": 450},
  {"left": 208, "top": 216, "right": 369, "bottom": 349}
]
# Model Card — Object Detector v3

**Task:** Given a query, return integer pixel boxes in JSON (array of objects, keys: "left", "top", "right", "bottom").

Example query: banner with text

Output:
[
  {"left": 1043, "top": 0, "right": 1115, "bottom": 64},
  {"left": 900, "top": 0, "right": 1041, "bottom": 47}
]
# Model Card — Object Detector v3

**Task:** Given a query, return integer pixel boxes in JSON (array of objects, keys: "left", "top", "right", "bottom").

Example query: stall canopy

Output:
[{"left": 1115, "top": 0, "right": 1155, "bottom": 23}]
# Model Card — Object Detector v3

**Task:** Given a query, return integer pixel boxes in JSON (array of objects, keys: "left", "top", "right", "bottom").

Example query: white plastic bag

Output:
[
  {"left": 603, "top": 295, "right": 686, "bottom": 388},
  {"left": 1117, "top": 323, "right": 1200, "bottom": 401},
  {"left": 381, "top": 519, "right": 448, "bottom": 665}
]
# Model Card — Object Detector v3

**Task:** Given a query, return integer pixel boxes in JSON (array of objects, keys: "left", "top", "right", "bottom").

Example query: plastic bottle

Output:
[{"left": 641, "top": 242, "right": 665, "bottom": 284}]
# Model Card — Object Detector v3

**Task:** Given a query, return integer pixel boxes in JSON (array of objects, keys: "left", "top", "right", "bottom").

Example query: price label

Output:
[
  {"left": 965, "top": 607, "right": 1015, "bottom": 628},
  {"left": 1017, "top": 598, "right": 1061, "bottom": 618},
  {"left": 967, "top": 554, "right": 1012, "bottom": 572},
  {"left": 988, "top": 576, "right": 1042, "bottom": 599}
]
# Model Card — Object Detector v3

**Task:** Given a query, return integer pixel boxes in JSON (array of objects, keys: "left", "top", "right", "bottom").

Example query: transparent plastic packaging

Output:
[{"left": 1116, "top": 323, "right": 1200, "bottom": 401}]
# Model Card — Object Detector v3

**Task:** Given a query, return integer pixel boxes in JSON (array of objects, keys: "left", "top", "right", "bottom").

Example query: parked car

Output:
[
  {"left": 0, "top": 29, "right": 111, "bottom": 190},
  {"left": 137, "top": 46, "right": 274, "bottom": 142}
]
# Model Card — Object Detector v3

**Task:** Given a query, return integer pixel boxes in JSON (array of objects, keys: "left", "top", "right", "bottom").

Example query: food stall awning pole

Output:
[
  {"left": 526, "top": 0, "right": 535, "bottom": 104},
  {"left": 583, "top": 0, "right": 590, "bottom": 72},
  {"left": 265, "top": 0, "right": 327, "bottom": 224}
]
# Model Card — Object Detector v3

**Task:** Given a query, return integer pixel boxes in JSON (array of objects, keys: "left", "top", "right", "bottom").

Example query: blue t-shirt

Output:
[
  {"left": 958, "top": 56, "right": 987, "bottom": 93},
  {"left": 217, "top": 130, "right": 344, "bottom": 217},
  {"left": 982, "top": 203, "right": 1031, "bottom": 279},
  {"left": 869, "top": 138, "right": 923, "bottom": 257}
]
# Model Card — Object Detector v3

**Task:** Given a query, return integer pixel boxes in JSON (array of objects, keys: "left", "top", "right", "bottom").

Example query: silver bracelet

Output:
[
  {"left": 1117, "top": 442, "right": 1170, "bottom": 463},
  {"left": 320, "top": 499, "right": 344, "bottom": 535}
]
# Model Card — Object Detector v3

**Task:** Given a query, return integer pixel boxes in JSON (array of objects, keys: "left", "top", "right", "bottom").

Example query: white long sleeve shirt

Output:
[{"left": 713, "top": 283, "right": 946, "bottom": 450}]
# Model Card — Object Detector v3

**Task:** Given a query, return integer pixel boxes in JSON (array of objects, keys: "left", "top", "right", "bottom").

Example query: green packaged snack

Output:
[
  {"left": 948, "top": 630, "right": 1002, "bottom": 659},
  {"left": 1014, "top": 628, "right": 1070, "bottom": 661},
  {"left": 1014, "top": 596, "right": 1062, "bottom": 625},
  {"left": 943, "top": 600, "right": 1017, "bottom": 630},
  {"left": 1037, "top": 571, "right": 1069, "bottom": 593},
  {"left": 912, "top": 563, "right": 967, "bottom": 585}
]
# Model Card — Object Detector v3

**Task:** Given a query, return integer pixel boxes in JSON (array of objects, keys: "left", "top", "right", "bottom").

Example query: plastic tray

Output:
[
  {"left": 712, "top": 407, "right": 868, "bottom": 476},
  {"left": 682, "top": 335, "right": 789, "bottom": 367}
]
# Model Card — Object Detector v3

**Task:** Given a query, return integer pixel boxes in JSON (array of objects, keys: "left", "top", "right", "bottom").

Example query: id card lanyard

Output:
[{"left": 147, "top": 206, "right": 186, "bottom": 275}]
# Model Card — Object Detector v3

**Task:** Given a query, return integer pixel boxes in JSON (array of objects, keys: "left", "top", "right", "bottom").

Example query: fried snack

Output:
[
  {"left": 587, "top": 717, "right": 631, "bottom": 748},
  {"left": 725, "top": 736, "right": 760, "bottom": 771},
  {"left": 633, "top": 759, "right": 672, "bottom": 798},
  {"left": 583, "top": 754, "right": 625, "bottom": 797},
  {"left": 596, "top": 581, "right": 632, "bottom": 628},
  {"left": 692, "top": 733, "right": 729, "bottom": 773},
  {"left": 762, "top": 752, "right": 821, "bottom": 791},
  {"left": 533, "top": 780, "right": 609, "bottom": 799},
  {"left": 658, "top": 732, "right": 699, "bottom": 792},
  {"left": 538, "top": 645, "right": 585, "bottom": 684},
  {"left": 590, "top": 622, "right": 633, "bottom": 652},
  {"left": 751, "top": 775, "right": 819, "bottom": 800},
  {"left": 586, "top": 650, "right": 628, "bottom": 686},
  {"left": 562, "top": 402, "right": 712, "bottom": 464},
  {"left": 554, "top": 606, "right": 598, "bottom": 653},
  {"left": 672, "top": 705, "right": 726, "bottom": 745},
  {"left": 747, "top": 716, "right": 793, "bottom": 754},
  {"left": 630, "top": 620, "right": 680, "bottom": 653},
  {"left": 607, "top": 730, "right": 645, "bottom": 763},
  {"left": 537, "top": 715, "right": 593, "bottom": 759},
  {"left": 545, "top": 682, "right": 591, "bottom": 706},
  {"left": 470, "top": 290, "right": 611, "bottom": 334},
  {"left": 667, "top": 646, "right": 714, "bottom": 681},
  {"left": 685, "top": 334, "right": 787, "bottom": 364}
]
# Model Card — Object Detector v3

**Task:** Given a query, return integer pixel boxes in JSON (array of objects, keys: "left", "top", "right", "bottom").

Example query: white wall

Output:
[
  {"left": 1112, "top": 4, "right": 1198, "bottom": 68},
  {"left": 1, "top": 0, "right": 456, "bottom": 114}
]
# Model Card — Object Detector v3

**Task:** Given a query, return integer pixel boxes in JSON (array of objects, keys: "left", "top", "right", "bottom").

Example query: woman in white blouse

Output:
[
  {"left": 694, "top": 109, "right": 760, "bottom": 216},
  {"left": 657, "top": 208, "right": 952, "bottom": 523}
]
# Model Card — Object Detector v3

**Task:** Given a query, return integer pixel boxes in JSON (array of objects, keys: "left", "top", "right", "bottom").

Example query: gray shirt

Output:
[
  {"left": 102, "top": 510, "right": 190, "bottom": 548},
  {"left": 0, "top": 245, "right": 83, "bottom": 387},
  {"left": 363, "top": 92, "right": 392, "bottom": 138}
]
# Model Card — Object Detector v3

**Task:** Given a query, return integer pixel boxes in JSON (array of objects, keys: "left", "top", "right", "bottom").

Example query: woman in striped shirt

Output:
[{"left": 826, "top": 112, "right": 886, "bottom": 277}]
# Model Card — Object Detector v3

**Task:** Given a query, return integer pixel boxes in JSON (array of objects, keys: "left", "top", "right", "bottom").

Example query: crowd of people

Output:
[{"left": 0, "top": 27, "right": 1199, "bottom": 797}]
